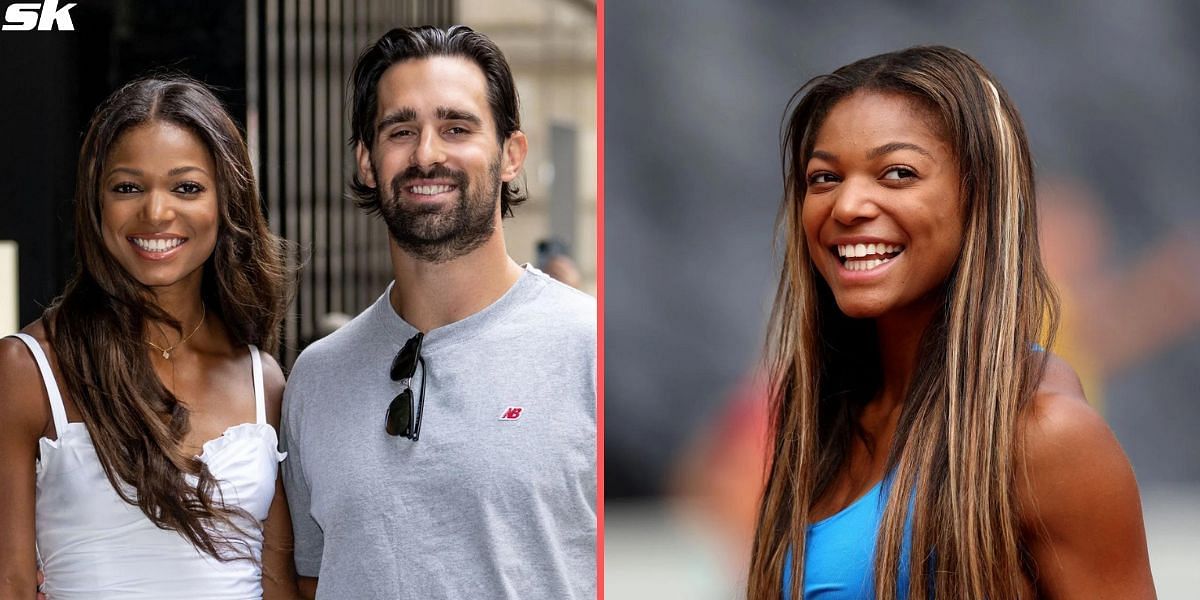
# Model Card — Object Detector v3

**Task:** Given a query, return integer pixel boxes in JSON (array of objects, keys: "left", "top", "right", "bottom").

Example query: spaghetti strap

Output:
[
  {"left": 9, "top": 333, "right": 70, "bottom": 436},
  {"left": 249, "top": 345, "right": 266, "bottom": 425}
]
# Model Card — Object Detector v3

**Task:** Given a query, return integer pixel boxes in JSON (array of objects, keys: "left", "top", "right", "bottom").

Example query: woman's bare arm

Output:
[
  {"left": 0, "top": 333, "right": 54, "bottom": 598},
  {"left": 259, "top": 351, "right": 302, "bottom": 600},
  {"left": 261, "top": 475, "right": 301, "bottom": 600},
  {"left": 1018, "top": 355, "right": 1156, "bottom": 599}
]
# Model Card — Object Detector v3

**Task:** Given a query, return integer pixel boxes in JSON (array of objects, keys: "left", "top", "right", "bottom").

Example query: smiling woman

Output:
[
  {"left": 101, "top": 122, "right": 220, "bottom": 290},
  {"left": 0, "top": 76, "right": 298, "bottom": 599},
  {"left": 747, "top": 46, "right": 1156, "bottom": 600},
  {"left": 801, "top": 91, "right": 964, "bottom": 321}
]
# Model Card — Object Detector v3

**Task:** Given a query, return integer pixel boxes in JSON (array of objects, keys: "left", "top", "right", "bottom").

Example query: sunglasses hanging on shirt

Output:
[{"left": 386, "top": 332, "right": 426, "bottom": 440}]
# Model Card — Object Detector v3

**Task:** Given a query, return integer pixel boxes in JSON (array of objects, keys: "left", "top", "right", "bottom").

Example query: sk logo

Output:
[
  {"left": 498, "top": 407, "right": 523, "bottom": 421},
  {"left": 2, "top": 0, "right": 77, "bottom": 31}
]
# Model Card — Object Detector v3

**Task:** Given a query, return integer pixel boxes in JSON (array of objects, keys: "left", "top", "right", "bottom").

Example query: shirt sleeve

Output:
[{"left": 281, "top": 380, "right": 324, "bottom": 577}]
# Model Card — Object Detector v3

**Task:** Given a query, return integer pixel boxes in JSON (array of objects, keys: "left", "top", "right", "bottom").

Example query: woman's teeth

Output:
[
  {"left": 835, "top": 243, "right": 904, "bottom": 271},
  {"left": 130, "top": 237, "right": 185, "bottom": 252},
  {"left": 844, "top": 257, "right": 892, "bottom": 271},
  {"left": 837, "top": 243, "right": 903, "bottom": 257}
]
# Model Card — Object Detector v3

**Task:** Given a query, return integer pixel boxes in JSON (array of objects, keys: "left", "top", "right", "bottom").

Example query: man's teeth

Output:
[
  {"left": 131, "top": 238, "right": 185, "bottom": 252},
  {"left": 836, "top": 243, "right": 904, "bottom": 258},
  {"left": 409, "top": 184, "right": 453, "bottom": 195}
]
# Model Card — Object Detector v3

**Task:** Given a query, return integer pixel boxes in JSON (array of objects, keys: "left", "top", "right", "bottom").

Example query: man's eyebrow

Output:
[
  {"left": 867, "top": 141, "right": 933, "bottom": 160},
  {"left": 376, "top": 107, "right": 418, "bottom": 131},
  {"left": 436, "top": 107, "right": 483, "bottom": 127},
  {"left": 376, "top": 107, "right": 484, "bottom": 131}
]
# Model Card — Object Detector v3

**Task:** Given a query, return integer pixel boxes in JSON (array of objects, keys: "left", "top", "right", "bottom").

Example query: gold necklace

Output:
[{"left": 147, "top": 304, "right": 206, "bottom": 360}]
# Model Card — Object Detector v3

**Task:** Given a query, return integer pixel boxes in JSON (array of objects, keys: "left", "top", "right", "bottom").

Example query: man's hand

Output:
[{"left": 37, "top": 568, "right": 46, "bottom": 599}]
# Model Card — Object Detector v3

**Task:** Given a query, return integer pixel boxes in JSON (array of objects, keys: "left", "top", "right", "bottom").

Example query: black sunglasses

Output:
[{"left": 386, "top": 332, "right": 426, "bottom": 440}]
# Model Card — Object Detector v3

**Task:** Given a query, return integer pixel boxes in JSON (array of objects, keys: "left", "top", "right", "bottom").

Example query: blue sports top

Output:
[
  {"left": 782, "top": 347, "right": 1041, "bottom": 598},
  {"left": 782, "top": 476, "right": 915, "bottom": 599}
]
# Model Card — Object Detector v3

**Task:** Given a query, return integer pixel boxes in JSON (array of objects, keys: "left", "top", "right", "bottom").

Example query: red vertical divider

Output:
[{"left": 595, "top": 0, "right": 606, "bottom": 598}]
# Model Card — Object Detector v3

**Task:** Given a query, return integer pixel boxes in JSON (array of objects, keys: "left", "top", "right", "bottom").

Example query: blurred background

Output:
[
  {"left": 604, "top": 0, "right": 1199, "bottom": 598},
  {"left": 0, "top": 0, "right": 596, "bottom": 365}
]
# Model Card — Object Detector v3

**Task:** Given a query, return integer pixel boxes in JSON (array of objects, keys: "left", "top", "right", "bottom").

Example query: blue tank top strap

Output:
[{"left": 9, "top": 333, "right": 70, "bottom": 436}]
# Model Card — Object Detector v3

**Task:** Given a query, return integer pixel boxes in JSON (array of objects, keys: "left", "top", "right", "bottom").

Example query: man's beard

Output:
[{"left": 377, "top": 159, "right": 501, "bottom": 263}]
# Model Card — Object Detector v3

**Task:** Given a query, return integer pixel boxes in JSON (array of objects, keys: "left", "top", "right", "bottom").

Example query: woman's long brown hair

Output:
[
  {"left": 747, "top": 47, "right": 1059, "bottom": 599},
  {"left": 44, "top": 75, "right": 288, "bottom": 561}
]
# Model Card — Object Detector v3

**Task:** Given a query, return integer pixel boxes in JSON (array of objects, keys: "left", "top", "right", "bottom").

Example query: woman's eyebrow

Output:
[
  {"left": 810, "top": 149, "right": 837, "bottom": 162},
  {"left": 105, "top": 166, "right": 209, "bottom": 177},
  {"left": 867, "top": 141, "right": 933, "bottom": 160},
  {"left": 810, "top": 142, "right": 933, "bottom": 164},
  {"left": 168, "top": 166, "right": 209, "bottom": 177}
]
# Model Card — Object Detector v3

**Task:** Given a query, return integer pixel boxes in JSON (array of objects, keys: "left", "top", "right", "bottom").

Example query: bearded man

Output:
[{"left": 280, "top": 25, "right": 596, "bottom": 600}]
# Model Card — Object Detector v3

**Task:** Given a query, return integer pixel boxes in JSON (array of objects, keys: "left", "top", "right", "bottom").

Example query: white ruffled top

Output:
[{"left": 11, "top": 334, "right": 286, "bottom": 600}]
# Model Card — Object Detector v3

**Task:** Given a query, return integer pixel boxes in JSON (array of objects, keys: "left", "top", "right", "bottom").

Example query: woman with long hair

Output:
[
  {"left": 747, "top": 47, "right": 1155, "bottom": 599},
  {"left": 0, "top": 75, "right": 298, "bottom": 598}
]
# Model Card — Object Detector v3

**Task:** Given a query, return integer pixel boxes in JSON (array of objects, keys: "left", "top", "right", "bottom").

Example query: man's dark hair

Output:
[{"left": 348, "top": 25, "right": 526, "bottom": 217}]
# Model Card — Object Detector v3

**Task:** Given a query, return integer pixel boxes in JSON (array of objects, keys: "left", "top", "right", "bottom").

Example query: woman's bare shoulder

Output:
[
  {"left": 1015, "top": 350, "right": 1155, "bottom": 593},
  {"left": 1022, "top": 353, "right": 1116, "bottom": 451},
  {"left": 1017, "top": 352, "right": 1144, "bottom": 548},
  {"left": 1020, "top": 353, "right": 1123, "bottom": 489},
  {"left": 0, "top": 319, "right": 51, "bottom": 381},
  {"left": 0, "top": 320, "right": 54, "bottom": 440}
]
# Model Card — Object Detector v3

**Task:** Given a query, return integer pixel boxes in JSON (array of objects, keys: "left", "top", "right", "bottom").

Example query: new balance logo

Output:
[
  {"left": 3, "top": 0, "right": 77, "bottom": 31},
  {"left": 498, "top": 407, "right": 523, "bottom": 421}
]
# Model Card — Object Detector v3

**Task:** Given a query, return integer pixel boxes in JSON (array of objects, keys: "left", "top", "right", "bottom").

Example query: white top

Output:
[{"left": 10, "top": 333, "right": 285, "bottom": 600}]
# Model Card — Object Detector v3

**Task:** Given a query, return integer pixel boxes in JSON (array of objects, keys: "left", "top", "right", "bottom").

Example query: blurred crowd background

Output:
[
  {"left": 605, "top": 0, "right": 1200, "bottom": 598},
  {"left": 0, "top": 0, "right": 597, "bottom": 363}
]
